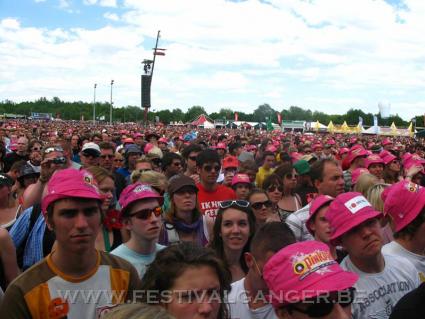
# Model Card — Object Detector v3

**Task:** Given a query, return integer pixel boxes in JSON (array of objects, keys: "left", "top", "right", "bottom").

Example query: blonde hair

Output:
[
  {"left": 102, "top": 303, "right": 175, "bottom": 319},
  {"left": 131, "top": 170, "right": 168, "bottom": 191},
  {"left": 86, "top": 166, "right": 114, "bottom": 184},
  {"left": 367, "top": 183, "right": 390, "bottom": 213},
  {"left": 353, "top": 173, "right": 378, "bottom": 197}
]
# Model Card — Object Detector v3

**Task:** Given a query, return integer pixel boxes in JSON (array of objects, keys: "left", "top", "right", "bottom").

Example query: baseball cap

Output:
[
  {"left": 404, "top": 160, "right": 425, "bottom": 175},
  {"left": 216, "top": 142, "right": 226, "bottom": 150},
  {"left": 383, "top": 181, "right": 425, "bottom": 232},
  {"left": 263, "top": 241, "right": 358, "bottom": 307},
  {"left": 81, "top": 142, "right": 101, "bottom": 157},
  {"left": 18, "top": 164, "right": 40, "bottom": 180},
  {"left": 119, "top": 183, "right": 163, "bottom": 216},
  {"left": 364, "top": 154, "right": 384, "bottom": 169},
  {"left": 351, "top": 168, "right": 369, "bottom": 185},
  {"left": 312, "top": 143, "right": 323, "bottom": 150},
  {"left": 294, "top": 160, "right": 310, "bottom": 175},
  {"left": 306, "top": 195, "right": 334, "bottom": 234},
  {"left": 231, "top": 173, "right": 251, "bottom": 186},
  {"left": 41, "top": 169, "right": 102, "bottom": 214},
  {"left": 222, "top": 156, "right": 239, "bottom": 169},
  {"left": 168, "top": 174, "right": 198, "bottom": 196},
  {"left": 0, "top": 173, "right": 14, "bottom": 187},
  {"left": 326, "top": 192, "right": 382, "bottom": 245}
]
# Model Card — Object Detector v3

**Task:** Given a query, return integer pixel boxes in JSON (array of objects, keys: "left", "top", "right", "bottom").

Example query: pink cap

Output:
[
  {"left": 411, "top": 154, "right": 425, "bottom": 164},
  {"left": 144, "top": 143, "right": 154, "bottom": 154},
  {"left": 222, "top": 156, "right": 239, "bottom": 169},
  {"left": 42, "top": 169, "right": 102, "bottom": 214},
  {"left": 133, "top": 133, "right": 143, "bottom": 138},
  {"left": 339, "top": 147, "right": 349, "bottom": 156},
  {"left": 119, "top": 183, "right": 163, "bottom": 216},
  {"left": 327, "top": 139, "right": 336, "bottom": 145},
  {"left": 382, "top": 138, "right": 392, "bottom": 146},
  {"left": 347, "top": 147, "right": 368, "bottom": 164},
  {"left": 231, "top": 174, "right": 251, "bottom": 186},
  {"left": 158, "top": 137, "right": 168, "bottom": 144},
  {"left": 351, "top": 168, "right": 370, "bottom": 185},
  {"left": 384, "top": 181, "right": 425, "bottom": 232},
  {"left": 123, "top": 138, "right": 134, "bottom": 145},
  {"left": 381, "top": 152, "right": 397, "bottom": 165},
  {"left": 365, "top": 154, "right": 384, "bottom": 168},
  {"left": 245, "top": 144, "right": 257, "bottom": 151},
  {"left": 263, "top": 241, "right": 358, "bottom": 307},
  {"left": 290, "top": 152, "right": 303, "bottom": 163},
  {"left": 216, "top": 142, "right": 226, "bottom": 150},
  {"left": 402, "top": 152, "right": 413, "bottom": 164},
  {"left": 265, "top": 145, "right": 277, "bottom": 152},
  {"left": 312, "top": 143, "right": 323, "bottom": 150},
  {"left": 306, "top": 195, "right": 334, "bottom": 234},
  {"left": 326, "top": 192, "right": 382, "bottom": 245},
  {"left": 404, "top": 160, "right": 425, "bottom": 175}
]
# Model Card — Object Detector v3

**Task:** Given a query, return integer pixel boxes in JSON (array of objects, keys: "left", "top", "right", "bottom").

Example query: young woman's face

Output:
[
  {"left": 98, "top": 177, "right": 115, "bottom": 212},
  {"left": 266, "top": 184, "right": 283, "bottom": 204},
  {"left": 283, "top": 169, "right": 298, "bottom": 190},
  {"left": 249, "top": 193, "right": 273, "bottom": 223},
  {"left": 220, "top": 208, "right": 250, "bottom": 252},
  {"left": 165, "top": 265, "right": 221, "bottom": 319},
  {"left": 173, "top": 187, "right": 197, "bottom": 214}
]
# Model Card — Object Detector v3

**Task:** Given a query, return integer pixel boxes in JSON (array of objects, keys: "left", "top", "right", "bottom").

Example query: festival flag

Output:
[
  {"left": 154, "top": 48, "right": 166, "bottom": 56},
  {"left": 235, "top": 112, "right": 238, "bottom": 122},
  {"left": 408, "top": 122, "right": 414, "bottom": 137},
  {"left": 277, "top": 112, "right": 282, "bottom": 125}
]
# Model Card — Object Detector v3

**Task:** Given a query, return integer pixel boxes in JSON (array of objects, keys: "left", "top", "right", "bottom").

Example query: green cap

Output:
[{"left": 293, "top": 160, "right": 310, "bottom": 175}]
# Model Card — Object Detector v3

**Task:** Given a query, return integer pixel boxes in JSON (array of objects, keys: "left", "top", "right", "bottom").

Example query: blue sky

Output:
[{"left": 1, "top": 0, "right": 424, "bottom": 120}]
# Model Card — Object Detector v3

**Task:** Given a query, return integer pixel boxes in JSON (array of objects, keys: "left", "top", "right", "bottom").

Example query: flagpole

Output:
[{"left": 144, "top": 30, "right": 161, "bottom": 127}]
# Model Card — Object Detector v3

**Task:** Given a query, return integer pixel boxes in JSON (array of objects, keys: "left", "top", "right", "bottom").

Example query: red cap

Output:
[
  {"left": 222, "top": 156, "right": 239, "bottom": 169},
  {"left": 216, "top": 142, "right": 226, "bottom": 150}
]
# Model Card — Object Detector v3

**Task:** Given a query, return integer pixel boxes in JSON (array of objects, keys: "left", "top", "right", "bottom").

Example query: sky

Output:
[{"left": 1, "top": 0, "right": 425, "bottom": 120}]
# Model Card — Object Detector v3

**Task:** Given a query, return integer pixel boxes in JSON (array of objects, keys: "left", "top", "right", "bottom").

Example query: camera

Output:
[{"left": 52, "top": 157, "right": 67, "bottom": 165}]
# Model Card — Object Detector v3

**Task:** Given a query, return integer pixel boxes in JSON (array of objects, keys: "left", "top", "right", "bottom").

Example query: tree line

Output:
[{"left": 0, "top": 97, "right": 423, "bottom": 128}]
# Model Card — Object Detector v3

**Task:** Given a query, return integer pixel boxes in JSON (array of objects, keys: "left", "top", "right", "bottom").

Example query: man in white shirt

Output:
[
  {"left": 382, "top": 181, "right": 425, "bottom": 282},
  {"left": 111, "top": 182, "right": 165, "bottom": 279},
  {"left": 286, "top": 158, "right": 345, "bottom": 241},
  {"left": 327, "top": 192, "right": 420, "bottom": 319},
  {"left": 228, "top": 222, "right": 295, "bottom": 319}
]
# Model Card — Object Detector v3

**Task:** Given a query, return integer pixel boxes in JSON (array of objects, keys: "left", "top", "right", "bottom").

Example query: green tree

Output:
[
  {"left": 184, "top": 106, "right": 207, "bottom": 122},
  {"left": 253, "top": 104, "right": 276, "bottom": 122}
]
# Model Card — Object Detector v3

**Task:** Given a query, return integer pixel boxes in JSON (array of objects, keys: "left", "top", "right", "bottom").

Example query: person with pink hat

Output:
[
  {"left": 312, "top": 142, "right": 324, "bottom": 160},
  {"left": 365, "top": 154, "right": 385, "bottom": 181},
  {"left": 263, "top": 240, "right": 358, "bottom": 319},
  {"left": 1, "top": 168, "right": 141, "bottom": 318},
  {"left": 111, "top": 182, "right": 165, "bottom": 278},
  {"left": 382, "top": 138, "right": 393, "bottom": 151},
  {"left": 381, "top": 151, "right": 401, "bottom": 184},
  {"left": 215, "top": 142, "right": 227, "bottom": 159},
  {"left": 351, "top": 167, "right": 370, "bottom": 189},
  {"left": 404, "top": 160, "right": 424, "bottom": 186},
  {"left": 231, "top": 173, "right": 252, "bottom": 200},
  {"left": 326, "top": 192, "right": 420, "bottom": 319},
  {"left": 343, "top": 146, "right": 369, "bottom": 192},
  {"left": 382, "top": 181, "right": 425, "bottom": 282}
]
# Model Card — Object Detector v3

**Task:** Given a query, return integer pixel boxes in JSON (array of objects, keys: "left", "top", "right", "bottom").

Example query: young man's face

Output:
[
  {"left": 368, "top": 163, "right": 384, "bottom": 179},
  {"left": 198, "top": 161, "right": 221, "bottom": 185},
  {"left": 166, "top": 158, "right": 183, "bottom": 176},
  {"left": 341, "top": 218, "right": 383, "bottom": 260},
  {"left": 99, "top": 149, "right": 114, "bottom": 170},
  {"left": 47, "top": 198, "right": 101, "bottom": 254},
  {"left": 186, "top": 151, "right": 199, "bottom": 173},
  {"left": 309, "top": 205, "right": 332, "bottom": 244},
  {"left": 124, "top": 198, "right": 162, "bottom": 241},
  {"left": 263, "top": 155, "right": 275, "bottom": 169},
  {"left": 80, "top": 152, "right": 100, "bottom": 168}
]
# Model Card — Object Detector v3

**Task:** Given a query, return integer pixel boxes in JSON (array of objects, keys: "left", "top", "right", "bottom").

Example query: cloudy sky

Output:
[{"left": 1, "top": 0, "right": 424, "bottom": 120}]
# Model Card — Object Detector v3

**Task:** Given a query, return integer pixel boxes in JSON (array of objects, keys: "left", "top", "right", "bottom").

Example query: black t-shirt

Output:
[
  {"left": 295, "top": 185, "right": 318, "bottom": 206},
  {"left": 390, "top": 282, "right": 425, "bottom": 319}
]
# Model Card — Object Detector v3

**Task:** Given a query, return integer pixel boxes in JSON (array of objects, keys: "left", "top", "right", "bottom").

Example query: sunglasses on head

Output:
[
  {"left": 287, "top": 288, "right": 355, "bottom": 318},
  {"left": 202, "top": 164, "right": 221, "bottom": 172},
  {"left": 251, "top": 200, "right": 272, "bottom": 210},
  {"left": 129, "top": 206, "right": 162, "bottom": 220},
  {"left": 44, "top": 146, "right": 63, "bottom": 154},
  {"left": 267, "top": 185, "right": 283, "bottom": 193},
  {"left": 219, "top": 200, "right": 250, "bottom": 209}
]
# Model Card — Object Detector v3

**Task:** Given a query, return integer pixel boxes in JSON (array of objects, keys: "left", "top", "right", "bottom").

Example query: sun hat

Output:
[
  {"left": 364, "top": 154, "right": 384, "bottom": 169},
  {"left": 351, "top": 168, "right": 370, "bottom": 185},
  {"left": 119, "top": 183, "right": 163, "bottom": 216},
  {"left": 41, "top": 168, "right": 102, "bottom": 214},
  {"left": 306, "top": 195, "right": 334, "bottom": 234},
  {"left": 326, "top": 192, "right": 382, "bottom": 245},
  {"left": 263, "top": 241, "right": 358, "bottom": 307},
  {"left": 383, "top": 181, "right": 425, "bottom": 232},
  {"left": 346, "top": 147, "right": 368, "bottom": 165},
  {"left": 381, "top": 152, "right": 397, "bottom": 165},
  {"left": 231, "top": 173, "right": 251, "bottom": 186}
]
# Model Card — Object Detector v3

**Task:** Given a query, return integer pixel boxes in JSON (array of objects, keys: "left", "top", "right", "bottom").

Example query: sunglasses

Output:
[
  {"left": 31, "top": 147, "right": 41, "bottom": 151},
  {"left": 202, "top": 164, "right": 221, "bottom": 172},
  {"left": 100, "top": 154, "right": 115, "bottom": 159},
  {"left": 188, "top": 156, "right": 197, "bottom": 161},
  {"left": 251, "top": 200, "right": 272, "bottom": 210},
  {"left": 287, "top": 288, "right": 355, "bottom": 318},
  {"left": 44, "top": 146, "right": 64, "bottom": 154},
  {"left": 219, "top": 200, "right": 250, "bottom": 209},
  {"left": 286, "top": 173, "right": 299, "bottom": 179},
  {"left": 267, "top": 185, "right": 284, "bottom": 192},
  {"left": 129, "top": 206, "right": 162, "bottom": 220}
]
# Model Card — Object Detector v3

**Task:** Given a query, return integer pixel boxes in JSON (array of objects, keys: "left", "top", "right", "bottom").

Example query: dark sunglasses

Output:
[
  {"left": 188, "top": 156, "right": 197, "bottom": 161},
  {"left": 219, "top": 200, "right": 250, "bottom": 209},
  {"left": 100, "top": 154, "right": 115, "bottom": 159},
  {"left": 267, "top": 185, "right": 283, "bottom": 192},
  {"left": 202, "top": 164, "right": 221, "bottom": 172},
  {"left": 251, "top": 200, "right": 272, "bottom": 210},
  {"left": 287, "top": 288, "right": 355, "bottom": 318},
  {"left": 286, "top": 173, "right": 299, "bottom": 179},
  {"left": 129, "top": 206, "right": 162, "bottom": 220}
]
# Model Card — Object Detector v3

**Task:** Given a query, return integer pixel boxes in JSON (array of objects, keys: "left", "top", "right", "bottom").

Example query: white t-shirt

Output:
[
  {"left": 111, "top": 243, "right": 165, "bottom": 279},
  {"left": 227, "top": 278, "right": 277, "bottom": 319},
  {"left": 341, "top": 253, "right": 420, "bottom": 319},
  {"left": 285, "top": 203, "right": 314, "bottom": 242},
  {"left": 382, "top": 241, "right": 425, "bottom": 282}
]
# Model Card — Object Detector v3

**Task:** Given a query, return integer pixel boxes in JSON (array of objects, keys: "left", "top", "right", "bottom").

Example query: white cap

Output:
[{"left": 81, "top": 142, "right": 101, "bottom": 155}]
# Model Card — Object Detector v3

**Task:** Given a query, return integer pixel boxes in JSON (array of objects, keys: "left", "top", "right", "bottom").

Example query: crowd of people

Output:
[{"left": 0, "top": 118, "right": 424, "bottom": 318}]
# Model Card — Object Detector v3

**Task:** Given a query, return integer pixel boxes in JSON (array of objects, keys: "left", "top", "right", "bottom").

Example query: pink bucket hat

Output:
[
  {"left": 382, "top": 138, "right": 392, "bottom": 146},
  {"left": 42, "top": 168, "right": 102, "bottom": 214},
  {"left": 158, "top": 137, "right": 168, "bottom": 144},
  {"left": 383, "top": 181, "right": 425, "bottom": 232},
  {"left": 347, "top": 147, "right": 368, "bottom": 164},
  {"left": 339, "top": 147, "right": 349, "bottom": 156},
  {"left": 119, "top": 183, "right": 163, "bottom": 216},
  {"left": 266, "top": 145, "right": 277, "bottom": 152},
  {"left": 263, "top": 241, "right": 358, "bottom": 307},
  {"left": 365, "top": 154, "right": 384, "bottom": 168},
  {"left": 216, "top": 142, "right": 226, "bottom": 150},
  {"left": 312, "top": 143, "right": 323, "bottom": 150},
  {"left": 351, "top": 168, "right": 370, "bottom": 185},
  {"left": 326, "top": 192, "right": 382, "bottom": 245},
  {"left": 381, "top": 152, "right": 397, "bottom": 165},
  {"left": 404, "top": 160, "right": 425, "bottom": 175},
  {"left": 231, "top": 174, "right": 251, "bottom": 186},
  {"left": 306, "top": 195, "right": 334, "bottom": 234}
]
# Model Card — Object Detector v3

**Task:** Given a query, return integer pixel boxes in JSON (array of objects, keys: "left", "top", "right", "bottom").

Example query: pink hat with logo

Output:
[
  {"left": 42, "top": 168, "right": 102, "bottom": 214},
  {"left": 351, "top": 168, "right": 370, "bottom": 185},
  {"left": 216, "top": 142, "right": 226, "bottom": 150},
  {"left": 384, "top": 181, "right": 425, "bottom": 232},
  {"left": 326, "top": 192, "right": 382, "bottom": 245},
  {"left": 306, "top": 195, "right": 334, "bottom": 234},
  {"left": 365, "top": 154, "right": 384, "bottom": 168},
  {"left": 231, "top": 174, "right": 251, "bottom": 186},
  {"left": 263, "top": 241, "right": 358, "bottom": 307},
  {"left": 119, "top": 183, "right": 163, "bottom": 216}
]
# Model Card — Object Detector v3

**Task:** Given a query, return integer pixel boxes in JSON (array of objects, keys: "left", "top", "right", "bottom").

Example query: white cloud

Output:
[{"left": 1, "top": 0, "right": 425, "bottom": 120}]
